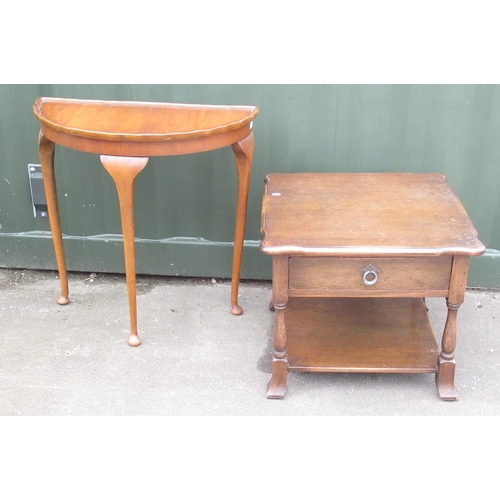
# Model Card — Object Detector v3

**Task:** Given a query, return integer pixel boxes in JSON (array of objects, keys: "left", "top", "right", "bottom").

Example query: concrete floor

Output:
[{"left": 1, "top": 268, "right": 499, "bottom": 416}]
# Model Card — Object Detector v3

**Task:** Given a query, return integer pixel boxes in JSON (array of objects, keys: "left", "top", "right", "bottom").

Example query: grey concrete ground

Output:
[{"left": 1, "top": 268, "right": 499, "bottom": 416}]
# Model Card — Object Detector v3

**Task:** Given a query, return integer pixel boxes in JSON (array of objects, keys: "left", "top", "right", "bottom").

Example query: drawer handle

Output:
[{"left": 362, "top": 264, "right": 379, "bottom": 286}]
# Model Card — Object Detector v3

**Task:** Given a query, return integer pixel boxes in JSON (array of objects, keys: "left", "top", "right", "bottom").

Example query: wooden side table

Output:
[
  {"left": 34, "top": 97, "right": 258, "bottom": 346},
  {"left": 260, "top": 173, "right": 485, "bottom": 400}
]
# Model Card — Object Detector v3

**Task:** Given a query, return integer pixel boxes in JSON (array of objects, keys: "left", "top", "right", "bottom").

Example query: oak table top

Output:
[{"left": 260, "top": 172, "right": 485, "bottom": 257}]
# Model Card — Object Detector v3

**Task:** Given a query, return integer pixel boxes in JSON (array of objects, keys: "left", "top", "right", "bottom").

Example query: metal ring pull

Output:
[{"left": 361, "top": 264, "right": 380, "bottom": 286}]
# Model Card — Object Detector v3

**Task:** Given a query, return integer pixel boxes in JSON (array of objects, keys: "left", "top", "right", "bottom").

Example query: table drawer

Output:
[{"left": 289, "top": 257, "right": 452, "bottom": 295}]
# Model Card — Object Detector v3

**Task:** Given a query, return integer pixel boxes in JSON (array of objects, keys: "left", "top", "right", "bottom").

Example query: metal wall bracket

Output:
[{"left": 27, "top": 164, "right": 48, "bottom": 218}]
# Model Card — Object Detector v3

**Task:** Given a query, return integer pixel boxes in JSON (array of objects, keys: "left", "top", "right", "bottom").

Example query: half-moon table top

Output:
[{"left": 34, "top": 97, "right": 259, "bottom": 156}]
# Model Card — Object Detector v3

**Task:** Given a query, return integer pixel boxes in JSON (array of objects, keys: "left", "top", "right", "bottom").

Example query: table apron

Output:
[{"left": 41, "top": 125, "right": 253, "bottom": 157}]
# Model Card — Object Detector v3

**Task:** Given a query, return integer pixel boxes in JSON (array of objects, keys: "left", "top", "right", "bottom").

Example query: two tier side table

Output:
[{"left": 260, "top": 172, "right": 485, "bottom": 400}]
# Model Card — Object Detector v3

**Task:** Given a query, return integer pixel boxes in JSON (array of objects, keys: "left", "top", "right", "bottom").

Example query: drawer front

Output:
[{"left": 289, "top": 257, "right": 452, "bottom": 295}]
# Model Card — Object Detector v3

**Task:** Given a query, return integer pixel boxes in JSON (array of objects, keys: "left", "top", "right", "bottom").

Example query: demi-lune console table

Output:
[
  {"left": 34, "top": 97, "right": 258, "bottom": 346},
  {"left": 260, "top": 172, "right": 485, "bottom": 400}
]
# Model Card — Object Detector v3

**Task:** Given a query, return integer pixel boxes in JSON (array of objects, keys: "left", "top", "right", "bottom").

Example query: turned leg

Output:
[
  {"left": 267, "top": 255, "right": 289, "bottom": 399},
  {"left": 100, "top": 155, "right": 148, "bottom": 347},
  {"left": 436, "top": 302, "right": 460, "bottom": 400},
  {"left": 230, "top": 132, "right": 254, "bottom": 315},
  {"left": 436, "top": 255, "right": 469, "bottom": 401},
  {"left": 39, "top": 132, "right": 69, "bottom": 305}
]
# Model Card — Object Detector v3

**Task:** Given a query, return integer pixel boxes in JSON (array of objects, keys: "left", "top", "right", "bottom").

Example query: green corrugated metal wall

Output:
[{"left": 1, "top": 84, "right": 499, "bottom": 287}]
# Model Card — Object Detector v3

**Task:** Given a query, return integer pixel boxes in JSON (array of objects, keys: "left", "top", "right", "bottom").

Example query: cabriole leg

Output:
[
  {"left": 101, "top": 155, "right": 148, "bottom": 347},
  {"left": 39, "top": 132, "right": 69, "bottom": 306},
  {"left": 230, "top": 132, "right": 254, "bottom": 315}
]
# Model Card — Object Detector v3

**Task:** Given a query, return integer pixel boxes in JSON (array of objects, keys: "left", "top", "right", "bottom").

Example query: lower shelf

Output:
[{"left": 285, "top": 297, "right": 440, "bottom": 373}]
